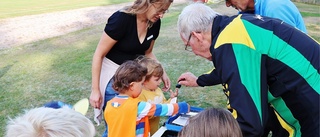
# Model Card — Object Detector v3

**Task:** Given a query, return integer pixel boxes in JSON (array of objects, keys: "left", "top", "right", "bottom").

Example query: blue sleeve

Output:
[
  {"left": 177, "top": 102, "right": 189, "bottom": 113},
  {"left": 257, "top": 0, "right": 307, "bottom": 33}
]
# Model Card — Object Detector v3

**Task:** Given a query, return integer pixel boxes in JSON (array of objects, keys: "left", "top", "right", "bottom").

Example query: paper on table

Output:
[
  {"left": 186, "top": 112, "right": 198, "bottom": 117},
  {"left": 171, "top": 112, "right": 199, "bottom": 126},
  {"left": 172, "top": 115, "right": 189, "bottom": 126},
  {"left": 172, "top": 115, "right": 190, "bottom": 126}
]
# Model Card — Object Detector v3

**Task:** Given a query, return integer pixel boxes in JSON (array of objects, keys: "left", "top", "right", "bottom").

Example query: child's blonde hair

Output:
[
  {"left": 178, "top": 107, "right": 243, "bottom": 137},
  {"left": 135, "top": 55, "right": 164, "bottom": 81},
  {"left": 5, "top": 107, "right": 95, "bottom": 137}
]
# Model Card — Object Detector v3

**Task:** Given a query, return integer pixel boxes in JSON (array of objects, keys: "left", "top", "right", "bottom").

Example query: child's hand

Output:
[{"left": 170, "top": 88, "right": 179, "bottom": 98}]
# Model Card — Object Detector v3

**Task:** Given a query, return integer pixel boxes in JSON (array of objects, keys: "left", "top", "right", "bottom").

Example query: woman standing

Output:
[{"left": 89, "top": 0, "right": 173, "bottom": 136}]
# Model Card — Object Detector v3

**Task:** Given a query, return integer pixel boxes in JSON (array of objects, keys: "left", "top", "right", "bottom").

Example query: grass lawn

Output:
[
  {"left": 0, "top": 0, "right": 132, "bottom": 19},
  {"left": 294, "top": 2, "right": 320, "bottom": 41},
  {"left": 0, "top": 2, "right": 224, "bottom": 136},
  {"left": 0, "top": 1, "right": 319, "bottom": 137}
]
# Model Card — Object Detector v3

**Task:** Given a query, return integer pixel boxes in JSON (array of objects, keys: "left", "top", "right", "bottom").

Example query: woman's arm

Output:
[{"left": 90, "top": 32, "right": 117, "bottom": 109}]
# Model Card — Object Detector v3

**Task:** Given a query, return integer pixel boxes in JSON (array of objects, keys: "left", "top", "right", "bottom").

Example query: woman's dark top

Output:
[{"left": 104, "top": 11, "right": 161, "bottom": 65}]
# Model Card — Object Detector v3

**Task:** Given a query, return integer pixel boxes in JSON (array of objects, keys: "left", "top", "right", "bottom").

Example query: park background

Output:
[{"left": 0, "top": 0, "right": 319, "bottom": 136}]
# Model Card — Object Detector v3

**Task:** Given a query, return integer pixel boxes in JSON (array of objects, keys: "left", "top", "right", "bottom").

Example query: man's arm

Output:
[{"left": 197, "top": 68, "right": 222, "bottom": 86}]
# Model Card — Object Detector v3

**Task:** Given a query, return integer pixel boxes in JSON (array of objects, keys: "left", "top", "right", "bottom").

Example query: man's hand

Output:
[{"left": 177, "top": 72, "right": 199, "bottom": 87}]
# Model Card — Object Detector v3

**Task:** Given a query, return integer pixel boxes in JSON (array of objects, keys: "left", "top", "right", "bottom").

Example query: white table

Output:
[{"left": 151, "top": 126, "right": 168, "bottom": 137}]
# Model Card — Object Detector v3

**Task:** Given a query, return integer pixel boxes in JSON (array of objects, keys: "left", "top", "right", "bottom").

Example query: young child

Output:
[
  {"left": 5, "top": 107, "right": 95, "bottom": 137},
  {"left": 104, "top": 60, "right": 189, "bottom": 137},
  {"left": 135, "top": 55, "right": 178, "bottom": 135},
  {"left": 178, "top": 107, "right": 243, "bottom": 137}
]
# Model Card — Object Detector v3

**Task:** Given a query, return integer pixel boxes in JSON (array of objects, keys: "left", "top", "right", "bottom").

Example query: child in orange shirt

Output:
[
  {"left": 104, "top": 60, "right": 189, "bottom": 137},
  {"left": 135, "top": 56, "right": 179, "bottom": 135}
]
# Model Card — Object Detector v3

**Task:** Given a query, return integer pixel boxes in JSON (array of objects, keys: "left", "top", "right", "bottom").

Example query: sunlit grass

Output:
[
  {"left": 0, "top": 0, "right": 132, "bottom": 19},
  {"left": 300, "top": 12, "right": 320, "bottom": 17},
  {"left": 295, "top": 2, "right": 320, "bottom": 16},
  {"left": 0, "top": 1, "right": 319, "bottom": 137}
]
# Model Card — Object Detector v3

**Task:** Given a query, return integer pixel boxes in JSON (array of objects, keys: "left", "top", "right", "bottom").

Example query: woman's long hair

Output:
[{"left": 121, "top": 0, "right": 173, "bottom": 28}]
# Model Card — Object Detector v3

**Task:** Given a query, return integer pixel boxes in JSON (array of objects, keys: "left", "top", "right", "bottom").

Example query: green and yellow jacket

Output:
[{"left": 197, "top": 14, "right": 319, "bottom": 137}]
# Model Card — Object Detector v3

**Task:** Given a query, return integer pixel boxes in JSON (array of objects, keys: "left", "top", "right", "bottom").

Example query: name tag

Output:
[{"left": 147, "top": 35, "right": 153, "bottom": 41}]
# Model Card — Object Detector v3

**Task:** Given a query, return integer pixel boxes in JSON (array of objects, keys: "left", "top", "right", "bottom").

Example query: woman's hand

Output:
[
  {"left": 161, "top": 71, "right": 171, "bottom": 91},
  {"left": 89, "top": 89, "right": 102, "bottom": 109}
]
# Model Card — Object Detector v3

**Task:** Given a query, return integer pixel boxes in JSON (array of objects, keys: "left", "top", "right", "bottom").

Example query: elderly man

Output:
[
  {"left": 225, "top": 0, "right": 308, "bottom": 136},
  {"left": 177, "top": 3, "right": 319, "bottom": 137}
]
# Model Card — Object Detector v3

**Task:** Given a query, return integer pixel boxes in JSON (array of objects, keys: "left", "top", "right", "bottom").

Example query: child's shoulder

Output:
[{"left": 143, "top": 88, "right": 165, "bottom": 97}]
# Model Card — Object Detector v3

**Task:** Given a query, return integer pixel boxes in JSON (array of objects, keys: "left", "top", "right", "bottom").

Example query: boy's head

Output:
[
  {"left": 135, "top": 56, "right": 164, "bottom": 91},
  {"left": 135, "top": 55, "right": 164, "bottom": 81},
  {"left": 5, "top": 107, "right": 95, "bottom": 137},
  {"left": 112, "top": 60, "right": 148, "bottom": 97}
]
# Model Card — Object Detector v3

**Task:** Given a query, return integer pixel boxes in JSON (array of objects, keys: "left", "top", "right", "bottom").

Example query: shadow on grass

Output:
[{"left": 0, "top": 64, "right": 14, "bottom": 79}]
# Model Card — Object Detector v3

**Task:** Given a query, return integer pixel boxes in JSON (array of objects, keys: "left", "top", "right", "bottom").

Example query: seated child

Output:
[
  {"left": 135, "top": 55, "right": 179, "bottom": 135},
  {"left": 178, "top": 107, "right": 242, "bottom": 137},
  {"left": 5, "top": 106, "right": 95, "bottom": 137},
  {"left": 104, "top": 60, "right": 190, "bottom": 137}
]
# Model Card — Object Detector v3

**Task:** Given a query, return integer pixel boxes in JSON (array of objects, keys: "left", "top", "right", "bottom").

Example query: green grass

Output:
[
  {"left": 295, "top": 2, "right": 320, "bottom": 16},
  {"left": 0, "top": 1, "right": 319, "bottom": 137},
  {"left": 0, "top": 3, "right": 224, "bottom": 136},
  {"left": 300, "top": 12, "right": 320, "bottom": 17},
  {"left": 294, "top": 2, "right": 320, "bottom": 41},
  {"left": 0, "top": 0, "right": 132, "bottom": 19},
  {"left": 0, "top": 24, "right": 101, "bottom": 136}
]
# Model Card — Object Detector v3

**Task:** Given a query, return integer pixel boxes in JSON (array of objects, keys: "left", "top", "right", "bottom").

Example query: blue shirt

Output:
[{"left": 254, "top": 0, "right": 307, "bottom": 33}]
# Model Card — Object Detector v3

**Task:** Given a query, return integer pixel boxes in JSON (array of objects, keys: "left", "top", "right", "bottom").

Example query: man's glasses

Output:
[{"left": 185, "top": 34, "right": 192, "bottom": 52}]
